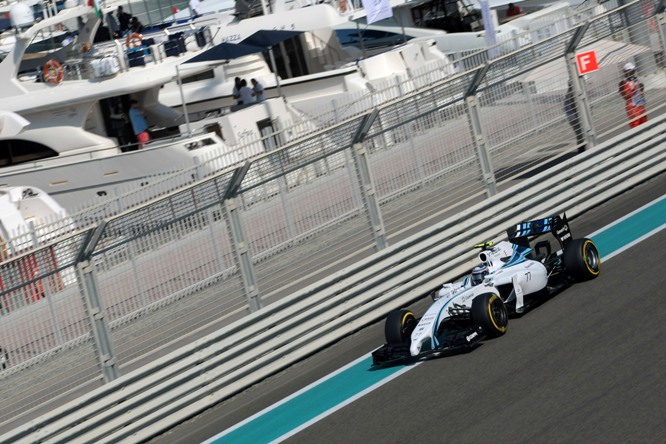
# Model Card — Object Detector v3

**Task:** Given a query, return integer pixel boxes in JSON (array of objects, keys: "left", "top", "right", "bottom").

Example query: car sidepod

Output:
[
  {"left": 409, "top": 288, "right": 486, "bottom": 356},
  {"left": 371, "top": 289, "right": 486, "bottom": 367}
]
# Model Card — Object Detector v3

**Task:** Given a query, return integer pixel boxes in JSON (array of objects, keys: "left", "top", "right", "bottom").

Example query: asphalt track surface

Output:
[{"left": 151, "top": 173, "right": 666, "bottom": 443}]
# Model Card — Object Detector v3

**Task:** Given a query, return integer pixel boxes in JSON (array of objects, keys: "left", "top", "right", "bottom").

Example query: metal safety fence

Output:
[
  {"left": 0, "top": 0, "right": 664, "bottom": 433},
  {"left": 3, "top": 111, "right": 665, "bottom": 444}
]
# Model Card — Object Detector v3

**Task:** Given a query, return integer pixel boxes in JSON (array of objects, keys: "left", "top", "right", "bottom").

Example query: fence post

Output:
[
  {"left": 565, "top": 53, "right": 597, "bottom": 148},
  {"left": 349, "top": 109, "right": 388, "bottom": 251},
  {"left": 77, "top": 260, "right": 119, "bottom": 383},
  {"left": 464, "top": 63, "right": 497, "bottom": 197},
  {"left": 74, "top": 221, "right": 119, "bottom": 383},
  {"left": 351, "top": 142, "right": 388, "bottom": 251},
  {"left": 465, "top": 94, "right": 498, "bottom": 197},
  {"left": 566, "top": 24, "right": 597, "bottom": 148},
  {"left": 223, "top": 198, "right": 261, "bottom": 312}
]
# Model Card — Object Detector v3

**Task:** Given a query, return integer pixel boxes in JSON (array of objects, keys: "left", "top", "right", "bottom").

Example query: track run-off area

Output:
[{"left": 152, "top": 177, "right": 666, "bottom": 444}]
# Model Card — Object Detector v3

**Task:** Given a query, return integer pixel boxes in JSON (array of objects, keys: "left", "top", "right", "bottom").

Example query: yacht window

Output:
[
  {"left": 0, "top": 141, "right": 58, "bottom": 166},
  {"left": 335, "top": 29, "right": 409, "bottom": 50},
  {"left": 336, "top": 29, "right": 363, "bottom": 46},
  {"left": 257, "top": 119, "right": 279, "bottom": 152},
  {"left": 182, "top": 69, "right": 215, "bottom": 84},
  {"left": 25, "top": 30, "right": 77, "bottom": 55}
]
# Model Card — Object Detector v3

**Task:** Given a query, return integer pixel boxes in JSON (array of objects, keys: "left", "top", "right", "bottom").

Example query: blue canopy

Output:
[
  {"left": 183, "top": 41, "right": 265, "bottom": 64},
  {"left": 0, "top": 18, "right": 11, "bottom": 33},
  {"left": 240, "top": 30, "right": 303, "bottom": 48}
]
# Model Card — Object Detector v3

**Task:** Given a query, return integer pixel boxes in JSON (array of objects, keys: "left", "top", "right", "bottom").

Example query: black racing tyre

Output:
[
  {"left": 471, "top": 293, "right": 508, "bottom": 338},
  {"left": 563, "top": 237, "right": 600, "bottom": 282},
  {"left": 384, "top": 309, "right": 417, "bottom": 345}
]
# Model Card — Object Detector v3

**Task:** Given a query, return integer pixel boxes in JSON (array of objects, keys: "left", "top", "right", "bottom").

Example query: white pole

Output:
[
  {"left": 268, "top": 47, "right": 283, "bottom": 98},
  {"left": 480, "top": 0, "right": 498, "bottom": 59},
  {"left": 176, "top": 65, "right": 192, "bottom": 136}
]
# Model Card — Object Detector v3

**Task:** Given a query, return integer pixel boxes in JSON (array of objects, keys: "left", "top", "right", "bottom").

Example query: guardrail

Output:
[{"left": 4, "top": 112, "right": 664, "bottom": 443}]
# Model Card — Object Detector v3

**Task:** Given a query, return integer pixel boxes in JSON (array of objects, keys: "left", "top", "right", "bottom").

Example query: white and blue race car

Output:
[{"left": 372, "top": 213, "right": 600, "bottom": 366}]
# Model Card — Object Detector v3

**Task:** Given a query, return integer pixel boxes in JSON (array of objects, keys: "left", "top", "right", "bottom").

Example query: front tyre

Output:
[
  {"left": 385, "top": 309, "right": 417, "bottom": 345},
  {"left": 471, "top": 293, "right": 508, "bottom": 338},
  {"left": 563, "top": 238, "right": 600, "bottom": 282}
]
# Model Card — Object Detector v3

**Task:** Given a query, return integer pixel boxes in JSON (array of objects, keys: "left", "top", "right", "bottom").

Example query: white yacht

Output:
[
  {"left": 0, "top": 3, "right": 318, "bottom": 209},
  {"left": 360, "top": 0, "right": 608, "bottom": 56},
  {"left": 158, "top": 0, "right": 456, "bottom": 118},
  {"left": 159, "top": 0, "right": 605, "bottom": 120}
]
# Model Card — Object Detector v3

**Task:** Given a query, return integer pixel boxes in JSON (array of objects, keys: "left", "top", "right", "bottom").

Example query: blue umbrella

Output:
[
  {"left": 240, "top": 30, "right": 304, "bottom": 97},
  {"left": 183, "top": 41, "right": 265, "bottom": 64}
]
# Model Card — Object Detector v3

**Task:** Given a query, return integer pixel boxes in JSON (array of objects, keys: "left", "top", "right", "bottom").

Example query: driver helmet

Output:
[{"left": 471, "top": 264, "right": 488, "bottom": 286}]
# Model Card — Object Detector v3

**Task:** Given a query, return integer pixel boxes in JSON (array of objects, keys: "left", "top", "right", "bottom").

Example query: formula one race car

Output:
[{"left": 372, "top": 213, "right": 600, "bottom": 366}]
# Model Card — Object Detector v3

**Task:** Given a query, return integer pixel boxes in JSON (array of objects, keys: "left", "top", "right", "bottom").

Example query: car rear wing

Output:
[{"left": 506, "top": 213, "right": 573, "bottom": 248}]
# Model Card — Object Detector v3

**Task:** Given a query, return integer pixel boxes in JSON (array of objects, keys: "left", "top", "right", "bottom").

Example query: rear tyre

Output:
[
  {"left": 563, "top": 237, "right": 600, "bottom": 282},
  {"left": 471, "top": 293, "right": 508, "bottom": 338},
  {"left": 384, "top": 309, "right": 417, "bottom": 345}
]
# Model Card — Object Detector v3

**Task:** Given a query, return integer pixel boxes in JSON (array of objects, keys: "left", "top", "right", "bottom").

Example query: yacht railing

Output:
[{"left": 16, "top": 24, "right": 213, "bottom": 83}]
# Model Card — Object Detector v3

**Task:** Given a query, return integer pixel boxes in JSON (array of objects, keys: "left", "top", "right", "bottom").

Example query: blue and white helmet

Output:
[{"left": 471, "top": 264, "right": 488, "bottom": 286}]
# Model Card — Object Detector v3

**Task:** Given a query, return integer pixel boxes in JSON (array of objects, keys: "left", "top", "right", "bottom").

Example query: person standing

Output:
[
  {"left": 130, "top": 16, "right": 144, "bottom": 34},
  {"left": 109, "top": 104, "right": 131, "bottom": 147},
  {"left": 239, "top": 79, "right": 254, "bottom": 104},
  {"left": 232, "top": 77, "right": 243, "bottom": 105},
  {"left": 128, "top": 99, "right": 150, "bottom": 149},
  {"left": 618, "top": 62, "right": 647, "bottom": 128},
  {"left": 251, "top": 78, "right": 265, "bottom": 102},
  {"left": 506, "top": 3, "right": 523, "bottom": 17},
  {"left": 564, "top": 81, "right": 586, "bottom": 152},
  {"left": 117, "top": 6, "right": 131, "bottom": 34},
  {"left": 106, "top": 11, "right": 120, "bottom": 39},
  {"left": 189, "top": 0, "right": 202, "bottom": 18}
]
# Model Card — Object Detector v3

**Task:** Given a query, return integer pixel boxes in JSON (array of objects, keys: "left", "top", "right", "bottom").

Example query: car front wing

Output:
[{"left": 371, "top": 326, "right": 485, "bottom": 367}]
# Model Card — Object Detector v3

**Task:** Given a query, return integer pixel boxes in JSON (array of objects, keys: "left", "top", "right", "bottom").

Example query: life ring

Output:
[
  {"left": 43, "top": 60, "right": 63, "bottom": 85},
  {"left": 126, "top": 33, "right": 143, "bottom": 49}
]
